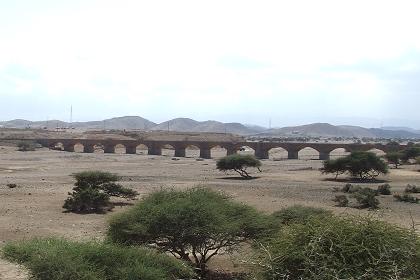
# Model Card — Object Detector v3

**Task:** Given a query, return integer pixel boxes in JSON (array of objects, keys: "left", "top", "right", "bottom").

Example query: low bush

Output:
[
  {"left": 351, "top": 187, "right": 379, "bottom": 209},
  {"left": 17, "top": 141, "right": 36, "bottom": 152},
  {"left": 340, "top": 183, "right": 361, "bottom": 193},
  {"left": 405, "top": 184, "right": 420, "bottom": 193},
  {"left": 394, "top": 193, "right": 419, "bottom": 203},
  {"left": 6, "top": 183, "right": 17, "bottom": 189},
  {"left": 271, "top": 205, "right": 332, "bottom": 225},
  {"left": 1, "top": 238, "right": 195, "bottom": 280},
  {"left": 377, "top": 183, "right": 392, "bottom": 195},
  {"left": 252, "top": 216, "right": 420, "bottom": 280},
  {"left": 63, "top": 171, "right": 137, "bottom": 213},
  {"left": 332, "top": 195, "right": 349, "bottom": 207}
]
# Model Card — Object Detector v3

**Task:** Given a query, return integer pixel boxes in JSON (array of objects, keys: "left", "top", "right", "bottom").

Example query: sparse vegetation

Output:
[
  {"left": 351, "top": 187, "right": 380, "bottom": 209},
  {"left": 216, "top": 154, "right": 261, "bottom": 179},
  {"left": 322, "top": 151, "right": 388, "bottom": 180},
  {"left": 271, "top": 205, "right": 332, "bottom": 225},
  {"left": 385, "top": 152, "right": 403, "bottom": 168},
  {"left": 63, "top": 171, "right": 137, "bottom": 213},
  {"left": 394, "top": 193, "right": 419, "bottom": 203},
  {"left": 251, "top": 215, "right": 420, "bottom": 280},
  {"left": 2, "top": 238, "right": 195, "bottom": 280},
  {"left": 405, "top": 184, "right": 420, "bottom": 193},
  {"left": 6, "top": 183, "right": 17, "bottom": 189},
  {"left": 107, "top": 188, "right": 272, "bottom": 276},
  {"left": 377, "top": 183, "right": 392, "bottom": 195},
  {"left": 17, "top": 141, "right": 36, "bottom": 151},
  {"left": 333, "top": 195, "right": 349, "bottom": 207}
]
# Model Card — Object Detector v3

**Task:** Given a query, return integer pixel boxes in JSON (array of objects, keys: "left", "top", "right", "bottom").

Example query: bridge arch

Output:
[
  {"left": 161, "top": 144, "right": 175, "bottom": 157},
  {"left": 268, "top": 146, "right": 288, "bottom": 160},
  {"left": 93, "top": 143, "right": 105, "bottom": 153},
  {"left": 136, "top": 144, "right": 149, "bottom": 155},
  {"left": 209, "top": 145, "right": 228, "bottom": 158},
  {"left": 235, "top": 145, "right": 256, "bottom": 156},
  {"left": 73, "top": 143, "right": 84, "bottom": 153},
  {"left": 367, "top": 148, "right": 386, "bottom": 157},
  {"left": 298, "top": 147, "right": 320, "bottom": 160},
  {"left": 185, "top": 144, "right": 200, "bottom": 158},
  {"left": 114, "top": 144, "right": 127, "bottom": 154},
  {"left": 50, "top": 142, "right": 64, "bottom": 151},
  {"left": 329, "top": 148, "right": 350, "bottom": 159}
]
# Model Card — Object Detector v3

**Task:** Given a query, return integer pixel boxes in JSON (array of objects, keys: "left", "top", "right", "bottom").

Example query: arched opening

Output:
[
  {"left": 94, "top": 144, "right": 104, "bottom": 153},
  {"left": 74, "top": 143, "right": 84, "bottom": 153},
  {"left": 268, "top": 147, "right": 288, "bottom": 161},
  {"left": 210, "top": 145, "right": 227, "bottom": 158},
  {"left": 368, "top": 148, "right": 386, "bottom": 157},
  {"left": 136, "top": 144, "right": 149, "bottom": 155},
  {"left": 298, "top": 147, "right": 320, "bottom": 160},
  {"left": 161, "top": 144, "right": 175, "bottom": 157},
  {"left": 114, "top": 144, "right": 126, "bottom": 154},
  {"left": 329, "top": 148, "right": 350, "bottom": 159},
  {"left": 185, "top": 145, "right": 200, "bottom": 158},
  {"left": 50, "top": 142, "right": 64, "bottom": 151},
  {"left": 236, "top": 146, "right": 255, "bottom": 156}
]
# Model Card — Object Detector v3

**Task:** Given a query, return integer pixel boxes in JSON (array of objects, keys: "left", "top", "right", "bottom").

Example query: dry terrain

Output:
[{"left": 0, "top": 144, "right": 419, "bottom": 279}]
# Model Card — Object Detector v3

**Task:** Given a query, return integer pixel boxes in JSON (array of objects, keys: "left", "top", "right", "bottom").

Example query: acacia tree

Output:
[
  {"left": 107, "top": 188, "right": 272, "bottom": 276},
  {"left": 63, "top": 171, "right": 137, "bottom": 213},
  {"left": 385, "top": 152, "right": 403, "bottom": 168},
  {"left": 322, "top": 151, "right": 388, "bottom": 180},
  {"left": 216, "top": 154, "right": 262, "bottom": 179}
]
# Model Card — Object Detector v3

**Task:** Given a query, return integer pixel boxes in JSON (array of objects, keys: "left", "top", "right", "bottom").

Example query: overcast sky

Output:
[{"left": 1, "top": 0, "right": 420, "bottom": 128}]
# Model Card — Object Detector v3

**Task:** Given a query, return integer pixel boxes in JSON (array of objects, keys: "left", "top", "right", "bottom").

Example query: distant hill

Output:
[
  {"left": 151, "top": 118, "right": 259, "bottom": 135},
  {"left": 1, "top": 117, "right": 420, "bottom": 139}
]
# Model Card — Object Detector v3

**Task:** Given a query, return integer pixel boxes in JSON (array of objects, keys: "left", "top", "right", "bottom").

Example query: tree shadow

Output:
[
  {"left": 323, "top": 177, "right": 390, "bottom": 184},
  {"left": 217, "top": 176, "right": 261, "bottom": 180}
]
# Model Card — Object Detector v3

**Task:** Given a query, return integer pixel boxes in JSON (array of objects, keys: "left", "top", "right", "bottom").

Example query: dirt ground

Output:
[{"left": 0, "top": 145, "right": 419, "bottom": 279}]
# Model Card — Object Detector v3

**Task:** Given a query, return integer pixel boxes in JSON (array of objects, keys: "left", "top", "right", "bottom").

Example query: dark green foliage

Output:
[
  {"left": 17, "top": 141, "right": 36, "bottom": 151},
  {"left": 271, "top": 205, "right": 332, "bottom": 225},
  {"left": 341, "top": 183, "right": 353, "bottom": 192},
  {"left": 377, "top": 183, "right": 392, "bottom": 195},
  {"left": 107, "top": 188, "right": 272, "bottom": 274},
  {"left": 216, "top": 154, "right": 261, "bottom": 179},
  {"left": 333, "top": 195, "right": 349, "bottom": 207},
  {"left": 351, "top": 187, "right": 379, "bottom": 209},
  {"left": 1, "top": 238, "right": 194, "bottom": 280},
  {"left": 405, "top": 184, "right": 420, "bottom": 193},
  {"left": 63, "top": 171, "right": 137, "bottom": 213},
  {"left": 385, "top": 152, "right": 403, "bottom": 168},
  {"left": 252, "top": 216, "right": 420, "bottom": 280},
  {"left": 394, "top": 193, "right": 419, "bottom": 203},
  {"left": 322, "top": 151, "right": 388, "bottom": 180},
  {"left": 402, "top": 147, "right": 420, "bottom": 162}
]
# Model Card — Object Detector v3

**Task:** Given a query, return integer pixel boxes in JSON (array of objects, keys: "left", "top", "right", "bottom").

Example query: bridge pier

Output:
[
  {"left": 174, "top": 148, "right": 186, "bottom": 157},
  {"left": 104, "top": 145, "right": 115, "bottom": 153},
  {"left": 226, "top": 148, "right": 236, "bottom": 156},
  {"left": 288, "top": 150, "right": 299, "bottom": 159},
  {"left": 83, "top": 145, "right": 95, "bottom": 153},
  {"left": 319, "top": 152, "right": 330, "bottom": 160},
  {"left": 200, "top": 149, "right": 211, "bottom": 159},
  {"left": 126, "top": 146, "right": 137, "bottom": 154},
  {"left": 148, "top": 145, "right": 162, "bottom": 156},
  {"left": 64, "top": 144, "right": 75, "bottom": 152},
  {"left": 255, "top": 148, "right": 269, "bottom": 159}
]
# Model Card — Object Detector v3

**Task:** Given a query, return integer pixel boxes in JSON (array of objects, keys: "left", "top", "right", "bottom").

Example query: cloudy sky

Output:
[{"left": 1, "top": 0, "right": 420, "bottom": 128}]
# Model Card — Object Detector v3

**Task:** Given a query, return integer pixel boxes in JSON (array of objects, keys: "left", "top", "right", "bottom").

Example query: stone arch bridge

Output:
[{"left": 35, "top": 138, "right": 400, "bottom": 160}]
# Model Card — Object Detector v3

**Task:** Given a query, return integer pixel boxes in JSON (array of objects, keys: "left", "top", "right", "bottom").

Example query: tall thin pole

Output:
[{"left": 70, "top": 105, "right": 73, "bottom": 128}]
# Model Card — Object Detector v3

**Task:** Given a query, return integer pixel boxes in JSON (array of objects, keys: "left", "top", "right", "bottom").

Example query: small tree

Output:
[
  {"left": 17, "top": 141, "right": 36, "bottom": 151},
  {"left": 385, "top": 152, "right": 403, "bottom": 168},
  {"left": 216, "top": 154, "right": 262, "bottom": 179},
  {"left": 107, "top": 188, "right": 272, "bottom": 276},
  {"left": 322, "top": 151, "right": 388, "bottom": 180},
  {"left": 63, "top": 171, "right": 137, "bottom": 213}
]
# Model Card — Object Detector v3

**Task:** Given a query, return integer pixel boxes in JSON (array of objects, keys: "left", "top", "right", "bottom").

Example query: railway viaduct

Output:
[{"left": 34, "top": 138, "right": 400, "bottom": 160}]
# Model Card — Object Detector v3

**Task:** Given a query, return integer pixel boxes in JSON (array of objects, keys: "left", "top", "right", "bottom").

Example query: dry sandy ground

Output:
[{"left": 0, "top": 146, "right": 419, "bottom": 279}]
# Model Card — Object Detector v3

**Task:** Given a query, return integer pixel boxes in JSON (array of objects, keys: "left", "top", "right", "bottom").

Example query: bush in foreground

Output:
[
  {"left": 394, "top": 193, "right": 419, "bottom": 204},
  {"left": 377, "top": 183, "right": 392, "bottom": 195},
  {"left": 63, "top": 171, "right": 138, "bottom": 213},
  {"left": 271, "top": 205, "right": 332, "bottom": 225},
  {"left": 107, "top": 188, "right": 272, "bottom": 276},
  {"left": 252, "top": 215, "right": 420, "bottom": 280},
  {"left": 216, "top": 154, "right": 262, "bottom": 179},
  {"left": 351, "top": 187, "right": 380, "bottom": 209},
  {"left": 1, "top": 238, "right": 194, "bottom": 280}
]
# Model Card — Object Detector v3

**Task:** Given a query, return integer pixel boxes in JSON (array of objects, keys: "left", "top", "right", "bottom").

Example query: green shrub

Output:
[
  {"left": 394, "top": 193, "right": 419, "bottom": 203},
  {"left": 322, "top": 151, "right": 388, "bottom": 180},
  {"left": 405, "top": 184, "right": 420, "bottom": 193},
  {"left": 216, "top": 154, "right": 261, "bottom": 179},
  {"left": 385, "top": 152, "right": 403, "bottom": 168},
  {"left": 377, "top": 183, "right": 392, "bottom": 195},
  {"left": 1, "top": 238, "right": 195, "bottom": 280},
  {"left": 17, "top": 141, "right": 36, "bottom": 151},
  {"left": 341, "top": 183, "right": 353, "bottom": 192},
  {"left": 402, "top": 147, "right": 420, "bottom": 162},
  {"left": 252, "top": 216, "right": 420, "bottom": 280},
  {"left": 271, "top": 205, "right": 332, "bottom": 225},
  {"left": 332, "top": 195, "right": 349, "bottom": 207},
  {"left": 107, "top": 188, "right": 272, "bottom": 275},
  {"left": 351, "top": 187, "right": 379, "bottom": 209},
  {"left": 63, "top": 171, "right": 137, "bottom": 213}
]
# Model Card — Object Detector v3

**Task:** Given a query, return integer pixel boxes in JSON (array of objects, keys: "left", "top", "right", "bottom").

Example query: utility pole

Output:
[
  {"left": 269, "top": 118, "right": 272, "bottom": 129},
  {"left": 70, "top": 105, "right": 73, "bottom": 128}
]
